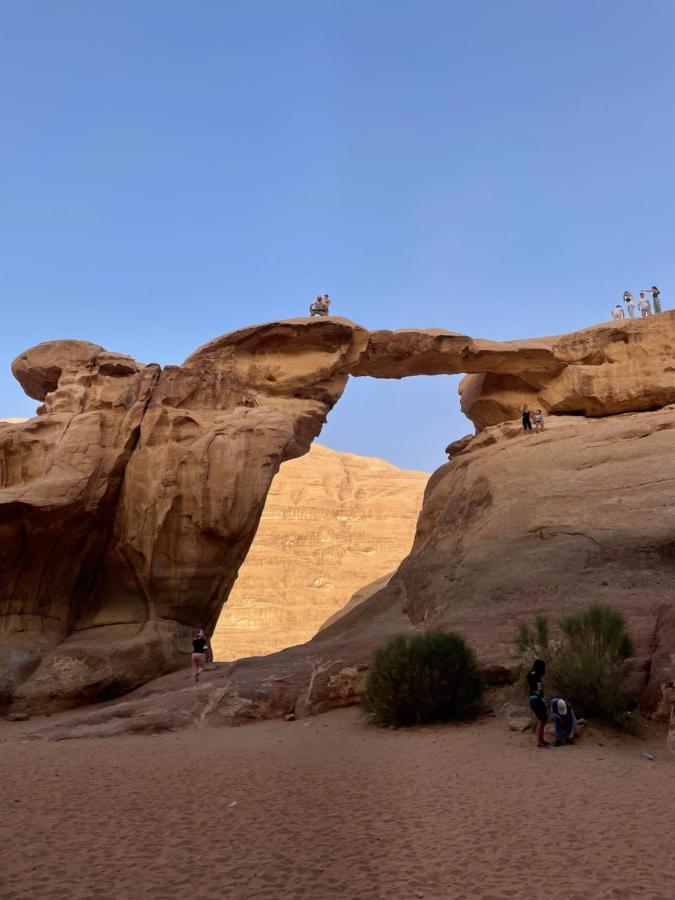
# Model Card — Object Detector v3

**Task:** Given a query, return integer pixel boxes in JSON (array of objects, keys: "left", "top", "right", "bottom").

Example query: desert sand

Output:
[{"left": 1, "top": 707, "right": 672, "bottom": 900}]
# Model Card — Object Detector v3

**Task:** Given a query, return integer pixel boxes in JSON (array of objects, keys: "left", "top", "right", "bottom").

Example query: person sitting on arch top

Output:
[{"left": 309, "top": 294, "right": 331, "bottom": 317}]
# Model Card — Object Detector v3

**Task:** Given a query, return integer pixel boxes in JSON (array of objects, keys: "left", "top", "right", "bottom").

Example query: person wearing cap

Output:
[
  {"left": 527, "top": 659, "right": 549, "bottom": 748},
  {"left": 550, "top": 697, "right": 577, "bottom": 746}
]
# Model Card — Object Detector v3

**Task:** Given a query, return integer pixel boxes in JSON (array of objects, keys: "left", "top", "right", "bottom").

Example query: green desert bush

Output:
[
  {"left": 363, "top": 631, "right": 484, "bottom": 727},
  {"left": 514, "top": 604, "right": 635, "bottom": 728}
]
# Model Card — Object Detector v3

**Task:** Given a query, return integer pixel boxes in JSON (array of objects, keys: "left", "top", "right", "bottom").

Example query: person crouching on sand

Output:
[
  {"left": 550, "top": 697, "right": 577, "bottom": 746},
  {"left": 527, "top": 659, "right": 549, "bottom": 748},
  {"left": 192, "top": 628, "right": 208, "bottom": 682}
]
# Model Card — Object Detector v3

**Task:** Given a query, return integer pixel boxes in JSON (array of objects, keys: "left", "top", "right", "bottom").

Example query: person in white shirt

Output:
[
  {"left": 623, "top": 291, "right": 635, "bottom": 318},
  {"left": 639, "top": 294, "right": 652, "bottom": 317},
  {"left": 611, "top": 304, "right": 625, "bottom": 321}
]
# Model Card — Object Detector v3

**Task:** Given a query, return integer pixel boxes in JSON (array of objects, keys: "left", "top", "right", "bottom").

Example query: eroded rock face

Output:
[
  {"left": 0, "top": 346, "right": 160, "bottom": 710},
  {"left": 3, "top": 312, "right": 675, "bottom": 716},
  {"left": 458, "top": 313, "right": 675, "bottom": 429},
  {"left": 2, "top": 320, "right": 368, "bottom": 711},
  {"left": 212, "top": 444, "right": 427, "bottom": 659}
]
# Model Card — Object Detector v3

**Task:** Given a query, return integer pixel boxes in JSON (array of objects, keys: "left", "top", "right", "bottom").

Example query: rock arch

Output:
[{"left": 2, "top": 313, "right": 675, "bottom": 712}]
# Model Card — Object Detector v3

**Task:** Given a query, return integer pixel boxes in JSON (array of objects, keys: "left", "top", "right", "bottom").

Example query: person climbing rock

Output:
[
  {"left": 522, "top": 404, "right": 533, "bottom": 432},
  {"left": 639, "top": 294, "right": 652, "bottom": 317},
  {"left": 611, "top": 304, "right": 625, "bottom": 321},
  {"left": 527, "top": 659, "right": 549, "bottom": 748},
  {"left": 623, "top": 291, "right": 635, "bottom": 318}
]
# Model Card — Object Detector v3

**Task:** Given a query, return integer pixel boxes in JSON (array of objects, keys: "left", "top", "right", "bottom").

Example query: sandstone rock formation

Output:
[
  {"left": 1, "top": 320, "right": 368, "bottom": 712},
  {"left": 3, "top": 313, "right": 675, "bottom": 726},
  {"left": 458, "top": 314, "right": 675, "bottom": 429},
  {"left": 212, "top": 444, "right": 426, "bottom": 660}
]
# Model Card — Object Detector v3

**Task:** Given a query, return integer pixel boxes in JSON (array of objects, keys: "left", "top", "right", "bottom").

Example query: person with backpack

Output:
[
  {"left": 527, "top": 659, "right": 549, "bottom": 748},
  {"left": 623, "top": 291, "right": 635, "bottom": 318},
  {"left": 550, "top": 697, "right": 578, "bottom": 746}
]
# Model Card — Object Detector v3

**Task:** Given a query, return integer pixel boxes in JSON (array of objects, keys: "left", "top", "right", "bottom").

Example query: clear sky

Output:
[{"left": 2, "top": 1, "right": 674, "bottom": 472}]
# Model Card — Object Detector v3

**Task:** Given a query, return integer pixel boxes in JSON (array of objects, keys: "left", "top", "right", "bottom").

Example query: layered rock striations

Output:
[
  {"left": 212, "top": 444, "right": 427, "bottom": 660},
  {"left": 2, "top": 312, "right": 675, "bottom": 724}
]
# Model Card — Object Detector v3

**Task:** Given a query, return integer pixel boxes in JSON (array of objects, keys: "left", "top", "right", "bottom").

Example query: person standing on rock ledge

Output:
[
  {"left": 623, "top": 292, "right": 635, "bottom": 318},
  {"left": 192, "top": 629, "right": 208, "bottom": 683},
  {"left": 642, "top": 285, "right": 662, "bottom": 313},
  {"left": 639, "top": 294, "right": 652, "bottom": 317},
  {"left": 611, "top": 304, "right": 625, "bottom": 322}
]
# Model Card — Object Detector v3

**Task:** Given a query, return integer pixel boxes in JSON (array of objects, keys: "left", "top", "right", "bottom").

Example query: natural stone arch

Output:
[{"left": 2, "top": 312, "right": 675, "bottom": 712}]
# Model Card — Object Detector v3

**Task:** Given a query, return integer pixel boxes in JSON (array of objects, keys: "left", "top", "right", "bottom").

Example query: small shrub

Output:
[
  {"left": 363, "top": 631, "right": 484, "bottom": 727},
  {"left": 514, "top": 605, "right": 635, "bottom": 728}
]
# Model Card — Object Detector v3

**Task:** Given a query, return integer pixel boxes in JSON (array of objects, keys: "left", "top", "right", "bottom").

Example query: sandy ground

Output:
[{"left": 0, "top": 706, "right": 673, "bottom": 900}]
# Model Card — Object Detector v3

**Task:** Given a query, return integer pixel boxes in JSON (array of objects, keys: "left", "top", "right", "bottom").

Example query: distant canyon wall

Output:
[{"left": 212, "top": 444, "right": 427, "bottom": 659}]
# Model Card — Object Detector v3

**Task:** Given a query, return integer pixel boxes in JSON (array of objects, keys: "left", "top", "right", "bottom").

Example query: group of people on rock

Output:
[
  {"left": 527, "top": 659, "right": 578, "bottom": 748},
  {"left": 521, "top": 405, "right": 544, "bottom": 433},
  {"left": 612, "top": 285, "right": 662, "bottom": 321},
  {"left": 309, "top": 294, "right": 332, "bottom": 317}
]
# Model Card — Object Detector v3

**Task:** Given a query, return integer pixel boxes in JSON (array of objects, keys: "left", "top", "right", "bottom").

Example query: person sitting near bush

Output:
[
  {"left": 527, "top": 659, "right": 549, "bottom": 748},
  {"left": 550, "top": 697, "right": 577, "bottom": 746}
]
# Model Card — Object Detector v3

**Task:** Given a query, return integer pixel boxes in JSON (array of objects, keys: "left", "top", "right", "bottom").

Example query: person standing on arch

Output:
[
  {"left": 623, "top": 291, "right": 635, "bottom": 318},
  {"left": 639, "top": 293, "right": 652, "bottom": 317},
  {"left": 611, "top": 304, "right": 624, "bottom": 321},
  {"left": 642, "top": 285, "right": 662, "bottom": 313}
]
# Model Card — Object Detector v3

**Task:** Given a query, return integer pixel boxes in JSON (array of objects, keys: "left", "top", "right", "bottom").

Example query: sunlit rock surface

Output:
[{"left": 212, "top": 444, "right": 427, "bottom": 660}]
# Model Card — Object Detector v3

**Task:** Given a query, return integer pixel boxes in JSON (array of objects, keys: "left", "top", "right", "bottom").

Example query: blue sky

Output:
[{"left": 2, "top": 1, "right": 674, "bottom": 471}]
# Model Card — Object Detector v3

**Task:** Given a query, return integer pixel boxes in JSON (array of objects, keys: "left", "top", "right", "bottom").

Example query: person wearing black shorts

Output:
[{"left": 527, "top": 659, "right": 548, "bottom": 748}]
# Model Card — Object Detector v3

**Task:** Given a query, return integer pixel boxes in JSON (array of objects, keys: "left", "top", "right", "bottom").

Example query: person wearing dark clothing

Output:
[
  {"left": 527, "top": 659, "right": 549, "bottom": 747},
  {"left": 192, "top": 628, "right": 208, "bottom": 682},
  {"left": 651, "top": 285, "right": 662, "bottom": 314},
  {"left": 550, "top": 697, "right": 577, "bottom": 746},
  {"left": 522, "top": 405, "right": 533, "bottom": 432}
]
